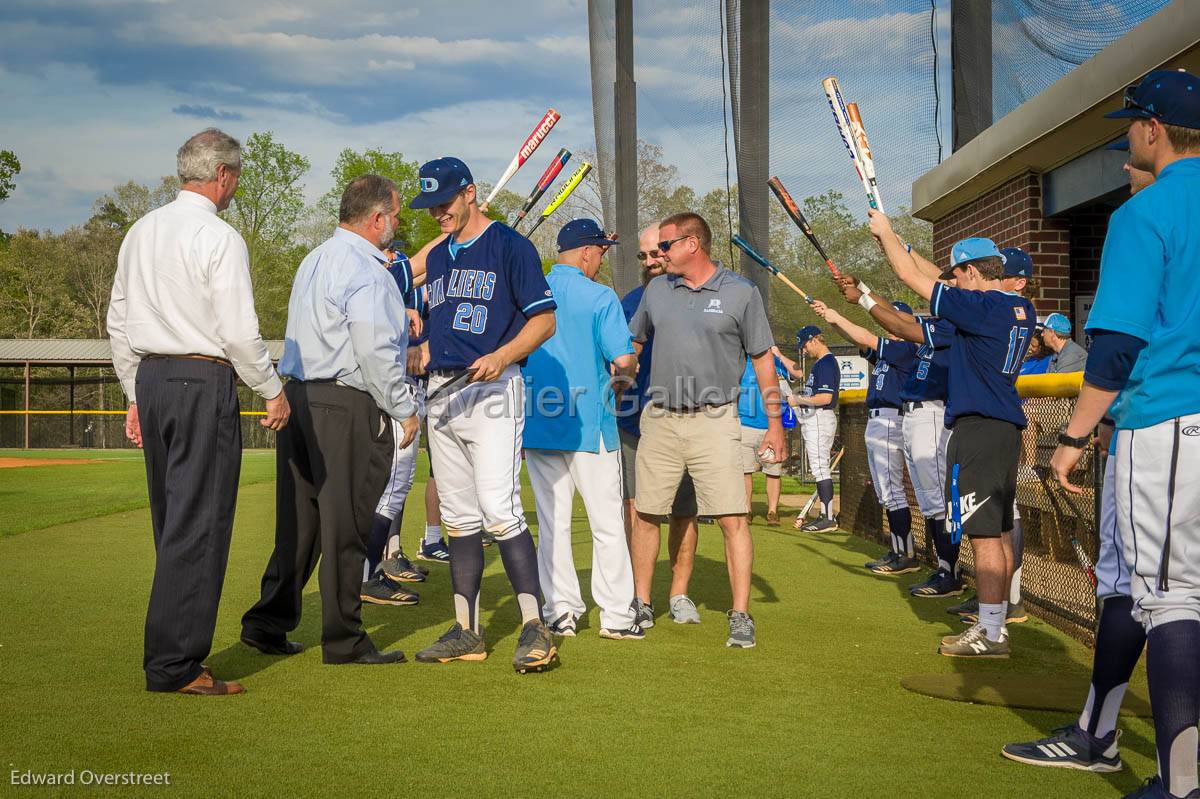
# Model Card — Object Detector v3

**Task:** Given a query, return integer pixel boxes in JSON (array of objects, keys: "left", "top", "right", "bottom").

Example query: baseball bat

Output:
[
  {"left": 513, "top": 148, "right": 570, "bottom": 229},
  {"left": 846, "top": 102, "right": 884, "bottom": 212},
  {"left": 1034, "top": 466, "right": 1098, "bottom": 588},
  {"left": 482, "top": 108, "right": 561, "bottom": 210},
  {"left": 794, "top": 448, "right": 846, "bottom": 527},
  {"left": 526, "top": 161, "right": 592, "bottom": 236},
  {"left": 426, "top": 368, "right": 477, "bottom": 403},
  {"left": 767, "top": 177, "right": 842, "bottom": 279},
  {"left": 731, "top": 234, "right": 814, "bottom": 304},
  {"left": 821, "top": 77, "right": 879, "bottom": 212}
]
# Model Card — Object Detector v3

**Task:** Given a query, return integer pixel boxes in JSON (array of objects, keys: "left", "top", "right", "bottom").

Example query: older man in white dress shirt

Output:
[{"left": 108, "top": 128, "right": 290, "bottom": 696}]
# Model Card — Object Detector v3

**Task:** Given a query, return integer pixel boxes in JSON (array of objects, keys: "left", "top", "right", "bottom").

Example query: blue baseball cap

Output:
[
  {"left": 892, "top": 301, "right": 913, "bottom": 315},
  {"left": 557, "top": 218, "right": 620, "bottom": 252},
  {"left": 409, "top": 157, "right": 473, "bottom": 209},
  {"left": 1105, "top": 70, "right": 1200, "bottom": 129},
  {"left": 1106, "top": 137, "right": 1130, "bottom": 151},
  {"left": 1001, "top": 247, "right": 1033, "bottom": 278},
  {"left": 950, "top": 237, "right": 1006, "bottom": 268},
  {"left": 1044, "top": 312, "right": 1071, "bottom": 335},
  {"left": 796, "top": 325, "right": 822, "bottom": 349}
]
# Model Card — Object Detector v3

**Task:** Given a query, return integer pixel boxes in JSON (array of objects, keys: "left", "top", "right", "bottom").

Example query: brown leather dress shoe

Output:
[{"left": 176, "top": 667, "right": 245, "bottom": 696}]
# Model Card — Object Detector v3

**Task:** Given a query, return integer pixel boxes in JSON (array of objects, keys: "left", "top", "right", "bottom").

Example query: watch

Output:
[{"left": 1057, "top": 431, "right": 1091, "bottom": 449}]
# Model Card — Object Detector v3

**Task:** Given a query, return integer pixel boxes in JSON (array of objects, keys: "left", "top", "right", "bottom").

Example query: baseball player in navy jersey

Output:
[
  {"left": 784, "top": 326, "right": 840, "bottom": 531},
  {"left": 835, "top": 281, "right": 962, "bottom": 598},
  {"left": 809, "top": 300, "right": 919, "bottom": 574},
  {"left": 1049, "top": 71, "right": 1200, "bottom": 799},
  {"left": 869, "top": 218, "right": 1035, "bottom": 659},
  {"left": 1001, "top": 151, "right": 1161, "bottom": 777},
  {"left": 406, "top": 156, "right": 560, "bottom": 674}
]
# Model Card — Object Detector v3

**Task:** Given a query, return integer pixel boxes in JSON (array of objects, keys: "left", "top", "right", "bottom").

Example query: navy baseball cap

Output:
[
  {"left": 1106, "top": 137, "right": 1130, "bottom": 151},
  {"left": 892, "top": 301, "right": 913, "bottom": 315},
  {"left": 1001, "top": 247, "right": 1033, "bottom": 278},
  {"left": 557, "top": 218, "right": 620, "bottom": 252},
  {"left": 796, "top": 325, "right": 822, "bottom": 349},
  {"left": 409, "top": 157, "right": 473, "bottom": 209},
  {"left": 1105, "top": 69, "right": 1200, "bottom": 129},
  {"left": 1044, "top": 312, "right": 1071, "bottom": 335},
  {"left": 951, "top": 237, "right": 1006, "bottom": 267}
]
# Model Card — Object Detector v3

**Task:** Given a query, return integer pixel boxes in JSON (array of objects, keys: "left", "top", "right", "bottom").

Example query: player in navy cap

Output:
[
  {"left": 408, "top": 156, "right": 561, "bottom": 674},
  {"left": 1049, "top": 69, "right": 1200, "bottom": 799},
  {"left": 785, "top": 325, "right": 840, "bottom": 531},
  {"left": 867, "top": 218, "right": 1036, "bottom": 660},
  {"left": 809, "top": 298, "right": 919, "bottom": 573}
]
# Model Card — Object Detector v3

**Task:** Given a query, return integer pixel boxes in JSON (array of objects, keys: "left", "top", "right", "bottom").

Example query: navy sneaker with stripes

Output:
[{"left": 1001, "top": 725, "right": 1122, "bottom": 772}]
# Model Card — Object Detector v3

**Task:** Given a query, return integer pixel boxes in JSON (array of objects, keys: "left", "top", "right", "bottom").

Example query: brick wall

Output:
[
  {"left": 931, "top": 172, "right": 1072, "bottom": 314},
  {"left": 1068, "top": 208, "right": 1112, "bottom": 301}
]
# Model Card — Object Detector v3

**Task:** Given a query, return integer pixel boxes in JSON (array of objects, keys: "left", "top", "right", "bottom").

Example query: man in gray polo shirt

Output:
[
  {"left": 628, "top": 211, "right": 785, "bottom": 648},
  {"left": 1041, "top": 312, "right": 1089, "bottom": 373}
]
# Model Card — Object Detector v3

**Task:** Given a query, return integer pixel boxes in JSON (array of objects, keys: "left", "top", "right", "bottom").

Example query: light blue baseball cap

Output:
[
  {"left": 1044, "top": 312, "right": 1071, "bottom": 335},
  {"left": 950, "top": 237, "right": 1006, "bottom": 268}
]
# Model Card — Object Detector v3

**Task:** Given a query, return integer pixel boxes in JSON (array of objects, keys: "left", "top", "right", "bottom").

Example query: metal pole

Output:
[
  {"left": 23, "top": 361, "right": 30, "bottom": 449},
  {"left": 735, "top": 0, "right": 771, "bottom": 302},
  {"left": 69, "top": 365, "right": 75, "bottom": 445},
  {"left": 612, "top": 0, "right": 639, "bottom": 296}
]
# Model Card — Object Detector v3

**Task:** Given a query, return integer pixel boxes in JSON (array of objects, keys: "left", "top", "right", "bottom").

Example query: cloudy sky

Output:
[{"left": 0, "top": 0, "right": 957, "bottom": 232}]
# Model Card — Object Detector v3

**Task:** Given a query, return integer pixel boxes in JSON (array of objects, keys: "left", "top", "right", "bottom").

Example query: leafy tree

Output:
[
  {"left": 89, "top": 177, "right": 179, "bottom": 232},
  {"left": 0, "top": 150, "right": 19, "bottom": 203},
  {"left": 318, "top": 149, "right": 436, "bottom": 249},
  {"left": 0, "top": 230, "right": 71, "bottom": 338}
]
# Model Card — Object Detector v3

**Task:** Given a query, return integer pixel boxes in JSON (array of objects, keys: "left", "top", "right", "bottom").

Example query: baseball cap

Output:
[
  {"left": 796, "top": 325, "right": 822, "bottom": 349},
  {"left": 1001, "top": 247, "right": 1033, "bottom": 278},
  {"left": 409, "top": 157, "right": 473, "bottom": 209},
  {"left": 557, "top": 218, "right": 620, "bottom": 252},
  {"left": 950, "top": 237, "right": 1006, "bottom": 268},
  {"left": 1044, "top": 312, "right": 1071, "bottom": 335},
  {"left": 1105, "top": 137, "right": 1130, "bottom": 151},
  {"left": 892, "top": 300, "right": 913, "bottom": 315},
  {"left": 1105, "top": 69, "right": 1200, "bottom": 129}
]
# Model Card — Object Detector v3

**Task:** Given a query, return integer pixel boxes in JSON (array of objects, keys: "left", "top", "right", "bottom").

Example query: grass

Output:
[{"left": 0, "top": 450, "right": 1156, "bottom": 797}]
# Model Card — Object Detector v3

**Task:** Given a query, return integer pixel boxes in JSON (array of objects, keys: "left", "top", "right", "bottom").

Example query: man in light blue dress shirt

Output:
[
  {"left": 525, "top": 219, "right": 642, "bottom": 639},
  {"left": 242, "top": 175, "right": 418, "bottom": 666}
]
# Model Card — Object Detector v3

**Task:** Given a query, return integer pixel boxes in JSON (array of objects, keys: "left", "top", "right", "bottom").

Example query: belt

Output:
[
  {"left": 902, "top": 399, "right": 943, "bottom": 413},
  {"left": 430, "top": 368, "right": 470, "bottom": 379},
  {"left": 143, "top": 353, "right": 232, "bottom": 368},
  {"left": 868, "top": 407, "right": 901, "bottom": 418},
  {"left": 652, "top": 400, "right": 734, "bottom": 414}
]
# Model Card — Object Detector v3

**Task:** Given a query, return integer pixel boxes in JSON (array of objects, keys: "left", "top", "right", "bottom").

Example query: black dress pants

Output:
[
  {"left": 136, "top": 357, "right": 241, "bottom": 692},
  {"left": 241, "top": 381, "right": 394, "bottom": 663}
]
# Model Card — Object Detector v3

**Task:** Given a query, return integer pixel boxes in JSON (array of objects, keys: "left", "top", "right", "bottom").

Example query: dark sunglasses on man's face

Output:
[
  {"left": 636, "top": 249, "right": 660, "bottom": 261},
  {"left": 658, "top": 235, "right": 694, "bottom": 253},
  {"left": 1122, "top": 85, "right": 1160, "bottom": 119}
]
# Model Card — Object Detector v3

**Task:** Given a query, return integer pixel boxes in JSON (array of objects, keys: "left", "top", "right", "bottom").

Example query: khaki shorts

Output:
[
  {"left": 740, "top": 425, "right": 782, "bottom": 476},
  {"left": 635, "top": 402, "right": 746, "bottom": 516}
]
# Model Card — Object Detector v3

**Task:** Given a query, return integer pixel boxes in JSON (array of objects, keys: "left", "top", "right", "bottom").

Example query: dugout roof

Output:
[
  {"left": 0, "top": 339, "right": 285, "bottom": 367},
  {"left": 913, "top": 1, "right": 1200, "bottom": 222}
]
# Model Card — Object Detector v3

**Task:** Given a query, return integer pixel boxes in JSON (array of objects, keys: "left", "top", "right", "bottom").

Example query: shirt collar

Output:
[
  {"left": 1158, "top": 156, "right": 1200, "bottom": 180},
  {"left": 176, "top": 190, "right": 218, "bottom": 214},
  {"left": 333, "top": 227, "right": 389, "bottom": 265},
  {"left": 668, "top": 264, "right": 728, "bottom": 292}
]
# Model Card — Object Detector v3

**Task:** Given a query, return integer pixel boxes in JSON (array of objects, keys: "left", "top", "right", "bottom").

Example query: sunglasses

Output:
[
  {"left": 636, "top": 249, "right": 660, "bottom": 261},
  {"left": 1122, "top": 84, "right": 1160, "bottom": 119},
  {"left": 658, "top": 234, "right": 695, "bottom": 253}
]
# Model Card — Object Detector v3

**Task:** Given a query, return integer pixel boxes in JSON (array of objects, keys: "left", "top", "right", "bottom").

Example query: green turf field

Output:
[{"left": 0, "top": 449, "right": 1156, "bottom": 797}]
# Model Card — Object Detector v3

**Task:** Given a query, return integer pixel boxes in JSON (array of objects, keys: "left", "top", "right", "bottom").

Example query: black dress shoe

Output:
[
  {"left": 241, "top": 635, "right": 304, "bottom": 656},
  {"left": 349, "top": 649, "right": 406, "bottom": 665}
]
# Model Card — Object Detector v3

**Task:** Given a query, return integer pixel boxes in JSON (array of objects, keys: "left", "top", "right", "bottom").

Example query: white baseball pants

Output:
[
  {"left": 526, "top": 447, "right": 636, "bottom": 629},
  {"left": 901, "top": 401, "right": 949, "bottom": 519},
  {"left": 866, "top": 409, "right": 907, "bottom": 511},
  {"left": 1095, "top": 455, "right": 1132, "bottom": 600},
  {"left": 801, "top": 408, "right": 838, "bottom": 481}
]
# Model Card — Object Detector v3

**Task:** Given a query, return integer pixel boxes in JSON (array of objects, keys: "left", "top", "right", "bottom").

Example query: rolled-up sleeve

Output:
[
  {"left": 106, "top": 241, "right": 138, "bottom": 400},
  {"left": 206, "top": 229, "right": 283, "bottom": 399},
  {"left": 346, "top": 274, "right": 416, "bottom": 421}
]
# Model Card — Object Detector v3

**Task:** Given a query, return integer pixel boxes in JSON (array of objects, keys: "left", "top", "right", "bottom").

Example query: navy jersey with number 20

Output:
[
  {"left": 930, "top": 283, "right": 1036, "bottom": 428},
  {"left": 424, "top": 221, "right": 557, "bottom": 371}
]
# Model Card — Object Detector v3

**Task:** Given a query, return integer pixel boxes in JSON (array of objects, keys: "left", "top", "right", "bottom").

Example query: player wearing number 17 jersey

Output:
[{"left": 407, "top": 157, "right": 560, "bottom": 673}]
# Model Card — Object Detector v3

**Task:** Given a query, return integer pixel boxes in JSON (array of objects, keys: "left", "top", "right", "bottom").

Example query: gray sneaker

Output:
[
  {"left": 415, "top": 623, "right": 487, "bottom": 663},
  {"left": 669, "top": 594, "right": 701, "bottom": 624},
  {"left": 630, "top": 598, "right": 654, "bottom": 629},
  {"left": 726, "top": 610, "right": 756, "bottom": 648},
  {"left": 939, "top": 622, "right": 1010, "bottom": 658}
]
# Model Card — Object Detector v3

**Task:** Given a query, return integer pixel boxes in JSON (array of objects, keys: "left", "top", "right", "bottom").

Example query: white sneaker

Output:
[{"left": 669, "top": 594, "right": 701, "bottom": 624}]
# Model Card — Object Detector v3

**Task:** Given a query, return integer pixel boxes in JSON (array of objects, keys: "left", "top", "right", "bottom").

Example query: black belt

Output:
[
  {"left": 652, "top": 400, "right": 734, "bottom": 414},
  {"left": 902, "top": 400, "right": 942, "bottom": 413},
  {"left": 143, "top": 353, "right": 231, "bottom": 368}
]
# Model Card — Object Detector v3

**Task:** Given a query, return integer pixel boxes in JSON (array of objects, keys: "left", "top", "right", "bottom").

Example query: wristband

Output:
[
  {"left": 858, "top": 293, "right": 878, "bottom": 312},
  {"left": 856, "top": 280, "right": 872, "bottom": 296},
  {"left": 1057, "top": 431, "right": 1091, "bottom": 449}
]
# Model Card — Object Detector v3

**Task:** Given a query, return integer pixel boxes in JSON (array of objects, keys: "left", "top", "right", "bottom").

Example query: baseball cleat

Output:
[
  {"left": 599, "top": 624, "right": 645, "bottom": 640},
  {"left": 417, "top": 539, "right": 451, "bottom": 563},
  {"left": 630, "top": 598, "right": 655, "bottom": 629},
  {"left": 938, "top": 623, "right": 1009, "bottom": 658},
  {"left": 726, "top": 610, "right": 756, "bottom": 648},
  {"left": 380, "top": 552, "right": 426, "bottom": 583},
  {"left": 947, "top": 595, "right": 978, "bottom": 616},
  {"left": 872, "top": 554, "right": 920, "bottom": 575},
  {"left": 799, "top": 517, "right": 838, "bottom": 532},
  {"left": 669, "top": 594, "right": 701, "bottom": 624},
  {"left": 865, "top": 551, "right": 898, "bottom": 570},
  {"left": 1001, "top": 725, "right": 1122, "bottom": 772},
  {"left": 909, "top": 568, "right": 964, "bottom": 598},
  {"left": 480, "top": 532, "right": 496, "bottom": 548},
  {"left": 548, "top": 612, "right": 577, "bottom": 637},
  {"left": 1118, "top": 776, "right": 1196, "bottom": 798},
  {"left": 415, "top": 623, "right": 487, "bottom": 663},
  {"left": 360, "top": 574, "right": 419, "bottom": 606},
  {"left": 512, "top": 620, "right": 558, "bottom": 674}
]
